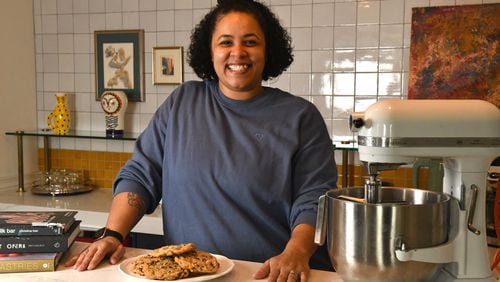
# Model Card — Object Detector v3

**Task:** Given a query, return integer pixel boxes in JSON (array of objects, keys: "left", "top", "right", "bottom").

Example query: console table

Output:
[{"left": 5, "top": 130, "right": 139, "bottom": 192}]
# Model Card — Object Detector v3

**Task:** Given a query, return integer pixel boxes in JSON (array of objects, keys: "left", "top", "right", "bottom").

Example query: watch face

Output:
[{"left": 101, "top": 92, "right": 123, "bottom": 115}]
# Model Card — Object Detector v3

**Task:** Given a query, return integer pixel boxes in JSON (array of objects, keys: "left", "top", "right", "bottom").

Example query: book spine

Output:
[
  {"left": 0, "top": 237, "right": 70, "bottom": 253},
  {"left": 0, "top": 225, "right": 63, "bottom": 236},
  {"left": 0, "top": 258, "right": 56, "bottom": 273},
  {"left": 0, "top": 223, "right": 80, "bottom": 253}
]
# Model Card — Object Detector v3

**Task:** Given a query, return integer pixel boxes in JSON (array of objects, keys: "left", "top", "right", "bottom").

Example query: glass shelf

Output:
[
  {"left": 5, "top": 130, "right": 139, "bottom": 193},
  {"left": 5, "top": 130, "right": 139, "bottom": 141}
]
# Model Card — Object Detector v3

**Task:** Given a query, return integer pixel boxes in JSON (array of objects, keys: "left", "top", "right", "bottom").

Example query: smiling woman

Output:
[{"left": 66, "top": 1, "right": 338, "bottom": 281}]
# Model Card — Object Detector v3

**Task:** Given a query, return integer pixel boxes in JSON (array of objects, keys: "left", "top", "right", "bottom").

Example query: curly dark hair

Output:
[{"left": 187, "top": 0, "right": 293, "bottom": 81}]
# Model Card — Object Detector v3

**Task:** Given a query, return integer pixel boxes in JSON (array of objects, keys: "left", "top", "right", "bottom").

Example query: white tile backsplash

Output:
[
  {"left": 32, "top": 0, "right": 500, "bottom": 151},
  {"left": 357, "top": 1, "right": 380, "bottom": 25},
  {"left": 105, "top": 12, "right": 122, "bottom": 29},
  {"left": 42, "top": 55, "right": 57, "bottom": 74},
  {"left": 157, "top": 11, "right": 175, "bottom": 31},
  {"left": 73, "top": 14, "right": 89, "bottom": 33},
  {"left": 73, "top": 0, "right": 89, "bottom": 14},
  {"left": 334, "top": 26, "right": 356, "bottom": 49},
  {"left": 140, "top": 11, "right": 157, "bottom": 32},
  {"left": 356, "top": 25, "right": 379, "bottom": 48},
  {"left": 335, "top": 2, "right": 357, "bottom": 25},
  {"left": 333, "top": 73, "right": 355, "bottom": 95},
  {"left": 41, "top": 0, "right": 57, "bottom": 14},
  {"left": 89, "top": 0, "right": 104, "bottom": 13},
  {"left": 312, "top": 26, "right": 334, "bottom": 49},
  {"left": 333, "top": 49, "right": 355, "bottom": 72},
  {"left": 312, "top": 3, "right": 334, "bottom": 26},
  {"left": 174, "top": 0, "right": 193, "bottom": 10},
  {"left": 89, "top": 13, "right": 106, "bottom": 31},
  {"left": 356, "top": 49, "right": 379, "bottom": 72},
  {"left": 42, "top": 15, "right": 58, "bottom": 33},
  {"left": 123, "top": 0, "right": 139, "bottom": 11},
  {"left": 174, "top": 10, "right": 193, "bottom": 31},
  {"left": 58, "top": 14, "right": 74, "bottom": 33},
  {"left": 355, "top": 73, "right": 378, "bottom": 95},
  {"left": 379, "top": 24, "right": 404, "bottom": 47},
  {"left": 58, "top": 34, "right": 74, "bottom": 53},
  {"left": 291, "top": 28, "right": 312, "bottom": 50},
  {"left": 42, "top": 34, "right": 58, "bottom": 53},
  {"left": 378, "top": 48, "right": 403, "bottom": 72},
  {"left": 58, "top": 54, "right": 74, "bottom": 72},
  {"left": 74, "top": 34, "right": 90, "bottom": 53},
  {"left": 312, "top": 50, "right": 333, "bottom": 72},
  {"left": 105, "top": 0, "right": 122, "bottom": 13},
  {"left": 140, "top": 0, "right": 157, "bottom": 11},
  {"left": 381, "top": 0, "right": 404, "bottom": 24},
  {"left": 58, "top": 73, "right": 75, "bottom": 92},
  {"left": 291, "top": 4, "right": 312, "bottom": 27}
]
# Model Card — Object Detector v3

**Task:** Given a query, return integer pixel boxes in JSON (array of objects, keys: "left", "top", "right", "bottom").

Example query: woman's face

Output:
[{"left": 211, "top": 12, "right": 266, "bottom": 100}]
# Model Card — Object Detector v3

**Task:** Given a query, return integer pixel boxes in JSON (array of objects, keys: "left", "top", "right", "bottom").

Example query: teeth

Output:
[{"left": 228, "top": 64, "right": 248, "bottom": 71}]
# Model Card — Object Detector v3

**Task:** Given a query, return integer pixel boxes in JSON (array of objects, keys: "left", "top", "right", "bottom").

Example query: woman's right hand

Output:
[{"left": 64, "top": 237, "right": 125, "bottom": 271}]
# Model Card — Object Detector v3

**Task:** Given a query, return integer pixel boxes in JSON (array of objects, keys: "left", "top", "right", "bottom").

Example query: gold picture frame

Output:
[{"left": 152, "top": 46, "right": 184, "bottom": 85}]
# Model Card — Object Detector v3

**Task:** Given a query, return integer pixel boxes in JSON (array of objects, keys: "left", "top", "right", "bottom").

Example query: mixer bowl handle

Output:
[{"left": 314, "top": 194, "right": 327, "bottom": 246}]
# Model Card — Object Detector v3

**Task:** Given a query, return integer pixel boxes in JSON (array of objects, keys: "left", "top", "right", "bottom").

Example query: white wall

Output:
[{"left": 0, "top": 0, "right": 38, "bottom": 188}]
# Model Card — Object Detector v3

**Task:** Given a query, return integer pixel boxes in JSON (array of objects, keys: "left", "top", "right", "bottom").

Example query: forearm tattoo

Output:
[{"left": 127, "top": 192, "right": 146, "bottom": 212}]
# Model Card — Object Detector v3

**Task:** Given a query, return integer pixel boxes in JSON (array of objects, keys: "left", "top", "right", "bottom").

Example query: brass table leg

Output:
[
  {"left": 16, "top": 131, "right": 25, "bottom": 193},
  {"left": 342, "top": 150, "right": 348, "bottom": 188},
  {"left": 43, "top": 135, "right": 50, "bottom": 171}
]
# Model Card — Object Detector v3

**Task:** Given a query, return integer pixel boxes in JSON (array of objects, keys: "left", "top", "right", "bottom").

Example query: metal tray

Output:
[{"left": 31, "top": 181, "right": 94, "bottom": 196}]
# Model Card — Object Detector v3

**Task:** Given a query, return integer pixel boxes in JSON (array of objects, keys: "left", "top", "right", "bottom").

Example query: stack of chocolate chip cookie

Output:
[{"left": 131, "top": 243, "right": 220, "bottom": 280}]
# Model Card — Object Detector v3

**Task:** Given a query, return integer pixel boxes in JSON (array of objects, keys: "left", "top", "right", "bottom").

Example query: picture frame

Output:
[
  {"left": 94, "top": 30, "right": 145, "bottom": 102},
  {"left": 152, "top": 46, "right": 184, "bottom": 85}
]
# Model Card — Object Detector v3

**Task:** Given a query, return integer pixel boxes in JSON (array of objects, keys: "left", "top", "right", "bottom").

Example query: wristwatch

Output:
[{"left": 94, "top": 227, "right": 124, "bottom": 243}]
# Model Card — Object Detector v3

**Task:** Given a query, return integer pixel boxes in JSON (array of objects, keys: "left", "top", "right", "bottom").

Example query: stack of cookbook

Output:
[{"left": 0, "top": 211, "right": 80, "bottom": 273}]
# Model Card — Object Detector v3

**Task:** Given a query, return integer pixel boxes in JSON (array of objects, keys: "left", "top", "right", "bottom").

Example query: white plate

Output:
[{"left": 119, "top": 254, "right": 234, "bottom": 281}]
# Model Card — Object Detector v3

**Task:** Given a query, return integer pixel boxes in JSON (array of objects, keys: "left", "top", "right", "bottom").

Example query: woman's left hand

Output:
[
  {"left": 253, "top": 247, "right": 310, "bottom": 281},
  {"left": 253, "top": 224, "right": 318, "bottom": 281}
]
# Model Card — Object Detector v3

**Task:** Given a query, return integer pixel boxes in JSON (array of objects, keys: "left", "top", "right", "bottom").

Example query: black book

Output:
[
  {"left": 0, "top": 220, "right": 80, "bottom": 253},
  {"left": 0, "top": 211, "right": 77, "bottom": 236}
]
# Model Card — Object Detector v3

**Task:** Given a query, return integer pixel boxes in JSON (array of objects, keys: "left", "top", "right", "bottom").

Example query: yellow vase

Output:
[{"left": 47, "top": 93, "right": 70, "bottom": 135}]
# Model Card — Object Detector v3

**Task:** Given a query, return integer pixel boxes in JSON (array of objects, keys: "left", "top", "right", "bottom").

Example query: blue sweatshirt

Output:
[{"left": 114, "top": 80, "right": 338, "bottom": 270}]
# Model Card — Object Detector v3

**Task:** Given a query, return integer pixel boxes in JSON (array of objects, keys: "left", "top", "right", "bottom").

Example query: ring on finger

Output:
[{"left": 289, "top": 270, "right": 299, "bottom": 280}]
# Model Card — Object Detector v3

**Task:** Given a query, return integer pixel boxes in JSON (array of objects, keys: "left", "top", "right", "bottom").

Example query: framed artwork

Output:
[
  {"left": 409, "top": 4, "right": 499, "bottom": 108},
  {"left": 152, "top": 46, "right": 184, "bottom": 85},
  {"left": 94, "top": 30, "right": 145, "bottom": 102}
]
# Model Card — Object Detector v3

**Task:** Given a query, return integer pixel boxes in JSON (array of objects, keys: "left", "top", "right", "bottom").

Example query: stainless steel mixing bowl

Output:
[{"left": 316, "top": 187, "right": 451, "bottom": 282}]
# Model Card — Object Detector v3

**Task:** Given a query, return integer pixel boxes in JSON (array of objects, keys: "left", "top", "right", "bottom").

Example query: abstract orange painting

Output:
[{"left": 409, "top": 4, "right": 499, "bottom": 108}]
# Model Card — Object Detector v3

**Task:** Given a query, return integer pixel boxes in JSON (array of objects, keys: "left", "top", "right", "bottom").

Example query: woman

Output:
[{"left": 66, "top": 1, "right": 337, "bottom": 281}]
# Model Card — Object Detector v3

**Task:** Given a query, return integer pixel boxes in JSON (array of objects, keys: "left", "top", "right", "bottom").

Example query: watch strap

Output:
[{"left": 94, "top": 227, "right": 124, "bottom": 243}]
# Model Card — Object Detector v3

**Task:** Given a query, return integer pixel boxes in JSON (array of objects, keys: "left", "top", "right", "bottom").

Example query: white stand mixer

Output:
[{"left": 349, "top": 99, "right": 500, "bottom": 281}]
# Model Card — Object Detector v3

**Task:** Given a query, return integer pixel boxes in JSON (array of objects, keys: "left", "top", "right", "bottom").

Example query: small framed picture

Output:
[
  {"left": 94, "top": 30, "right": 145, "bottom": 102},
  {"left": 152, "top": 46, "right": 184, "bottom": 85}
]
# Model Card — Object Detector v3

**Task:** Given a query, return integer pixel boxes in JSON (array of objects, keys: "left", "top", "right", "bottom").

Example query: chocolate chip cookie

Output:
[
  {"left": 132, "top": 254, "right": 190, "bottom": 280},
  {"left": 174, "top": 250, "right": 220, "bottom": 274},
  {"left": 150, "top": 242, "right": 197, "bottom": 257}
]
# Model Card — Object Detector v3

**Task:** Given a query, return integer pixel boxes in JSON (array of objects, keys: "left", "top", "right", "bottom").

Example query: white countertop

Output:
[
  {"left": 1, "top": 186, "right": 499, "bottom": 281},
  {"left": 0, "top": 241, "right": 341, "bottom": 281},
  {"left": 0, "top": 187, "right": 163, "bottom": 235}
]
